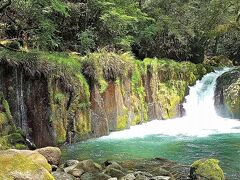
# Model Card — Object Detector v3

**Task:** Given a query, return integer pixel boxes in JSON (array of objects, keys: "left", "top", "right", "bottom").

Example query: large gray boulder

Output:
[
  {"left": 52, "top": 171, "right": 75, "bottom": 180},
  {"left": 36, "top": 146, "right": 61, "bottom": 166},
  {"left": 76, "top": 159, "right": 102, "bottom": 173},
  {"left": 214, "top": 69, "right": 240, "bottom": 119}
]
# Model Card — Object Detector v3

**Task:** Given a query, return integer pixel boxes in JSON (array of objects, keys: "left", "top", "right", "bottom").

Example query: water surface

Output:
[{"left": 62, "top": 69, "right": 240, "bottom": 179}]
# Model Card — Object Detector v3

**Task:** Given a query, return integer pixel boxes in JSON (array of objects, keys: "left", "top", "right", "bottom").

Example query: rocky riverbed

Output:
[{"left": 0, "top": 147, "right": 225, "bottom": 180}]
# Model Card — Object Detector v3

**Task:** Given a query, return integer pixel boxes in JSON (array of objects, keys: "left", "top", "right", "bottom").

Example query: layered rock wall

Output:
[{"left": 0, "top": 50, "right": 212, "bottom": 147}]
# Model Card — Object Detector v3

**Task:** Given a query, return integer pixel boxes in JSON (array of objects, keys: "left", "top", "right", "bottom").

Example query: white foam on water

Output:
[{"left": 101, "top": 68, "right": 240, "bottom": 139}]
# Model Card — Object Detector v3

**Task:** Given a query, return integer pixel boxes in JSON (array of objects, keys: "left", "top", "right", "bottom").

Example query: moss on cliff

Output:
[
  {"left": 143, "top": 58, "right": 212, "bottom": 119},
  {"left": 117, "top": 114, "right": 129, "bottom": 130},
  {"left": 0, "top": 49, "right": 212, "bottom": 145}
]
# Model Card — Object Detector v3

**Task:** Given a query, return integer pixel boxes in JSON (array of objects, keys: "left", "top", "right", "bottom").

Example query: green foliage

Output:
[
  {"left": 98, "top": 0, "right": 151, "bottom": 50},
  {"left": 54, "top": 93, "right": 65, "bottom": 104},
  {"left": 0, "top": 133, "right": 25, "bottom": 150},
  {"left": 77, "top": 29, "right": 96, "bottom": 54},
  {"left": 1, "top": 0, "right": 68, "bottom": 49},
  {"left": 1, "top": 0, "right": 239, "bottom": 63}
]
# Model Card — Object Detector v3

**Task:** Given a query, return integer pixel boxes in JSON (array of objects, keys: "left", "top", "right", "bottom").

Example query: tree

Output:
[{"left": 1, "top": 0, "right": 68, "bottom": 49}]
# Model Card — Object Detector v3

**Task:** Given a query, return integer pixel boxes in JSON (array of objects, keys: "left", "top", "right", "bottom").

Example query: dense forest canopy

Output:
[{"left": 0, "top": 0, "right": 240, "bottom": 64}]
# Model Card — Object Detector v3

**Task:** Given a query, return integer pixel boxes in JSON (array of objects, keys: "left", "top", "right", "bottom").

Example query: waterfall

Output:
[
  {"left": 15, "top": 69, "right": 28, "bottom": 136},
  {"left": 103, "top": 68, "right": 240, "bottom": 139}
]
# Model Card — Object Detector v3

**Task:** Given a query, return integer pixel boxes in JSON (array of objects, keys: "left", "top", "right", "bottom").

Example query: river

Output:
[{"left": 62, "top": 69, "right": 240, "bottom": 179}]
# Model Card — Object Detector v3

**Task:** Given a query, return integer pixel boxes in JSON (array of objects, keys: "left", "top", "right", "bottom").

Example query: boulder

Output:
[
  {"left": 0, "top": 149, "right": 54, "bottom": 180},
  {"left": 76, "top": 159, "right": 102, "bottom": 173},
  {"left": 80, "top": 172, "right": 97, "bottom": 180},
  {"left": 104, "top": 167, "right": 125, "bottom": 178},
  {"left": 122, "top": 173, "right": 135, "bottom": 180},
  {"left": 133, "top": 171, "right": 153, "bottom": 178},
  {"left": 214, "top": 69, "right": 240, "bottom": 119},
  {"left": 135, "top": 174, "right": 149, "bottom": 180},
  {"left": 190, "top": 159, "right": 224, "bottom": 180},
  {"left": 151, "top": 176, "right": 171, "bottom": 180},
  {"left": 151, "top": 167, "right": 170, "bottom": 176},
  {"left": 68, "top": 168, "right": 84, "bottom": 177},
  {"left": 64, "top": 159, "right": 80, "bottom": 167},
  {"left": 80, "top": 172, "right": 112, "bottom": 180},
  {"left": 36, "top": 146, "right": 61, "bottom": 165},
  {"left": 52, "top": 171, "right": 75, "bottom": 180},
  {"left": 64, "top": 164, "right": 78, "bottom": 173},
  {"left": 96, "top": 173, "right": 112, "bottom": 180},
  {"left": 104, "top": 160, "right": 123, "bottom": 170}
]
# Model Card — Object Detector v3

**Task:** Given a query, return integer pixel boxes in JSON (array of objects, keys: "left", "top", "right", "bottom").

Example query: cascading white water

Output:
[{"left": 103, "top": 68, "right": 240, "bottom": 139}]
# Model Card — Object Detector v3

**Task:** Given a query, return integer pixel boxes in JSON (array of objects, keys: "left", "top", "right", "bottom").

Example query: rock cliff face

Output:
[
  {"left": 214, "top": 68, "right": 240, "bottom": 119},
  {"left": 0, "top": 50, "right": 212, "bottom": 148}
]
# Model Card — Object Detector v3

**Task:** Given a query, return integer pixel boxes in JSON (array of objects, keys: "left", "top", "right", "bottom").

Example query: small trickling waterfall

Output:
[
  {"left": 102, "top": 68, "right": 240, "bottom": 139},
  {"left": 15, "top": 69, "right": 28, "bottom": 136}
]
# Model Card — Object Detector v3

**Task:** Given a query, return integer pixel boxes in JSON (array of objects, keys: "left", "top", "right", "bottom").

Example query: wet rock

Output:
[
  {"left": 68, "top": 168, "right": 84, "bottom": 177},
  {"left": 52, "top": 171, "right": 75, "bottom": 180},
  {"left": 190, "top": 158, "right": 224, "bottom": 180},
  {"left": 135, "top": 174, "right": 149, "bottom": 180},
  {"left": 121, "top": 173, "right": 136, "bottom": 180},
  {"left": 120, "top": 157, "right": 190, "bottom": 179},
  {"left": 76, "top": 159, "right": 102, "bottom": 173},
  {"left": 104, "top": 160, "right": 123, "bottom": 170},
  {"left": 104, "top": 167, "right": 125, "bottom": 178},
  {"left": 134, "top": 171, "right": 153, "bottom": 178},
  {"left": 96, "top": 173, "right": 112, "bottom": 180},
  {"left": 151, "top": 176, "right": 171, "bottom": 180},
  {"left": 64, "top": 159, "right": 80, "bottom": 167},
  {"left": 151, "top": 167, "right": 170, "bottom": 176},
  {"left": 36, "top": 146, "right": 61, "bottom": 165},
  {"left": 0, "top": 149, "right": 53, "bottom": 180},
  {"left": 80, "top": 172, "right": 96, "bottom": 180},
  {"left": 64, "top": 164, "right": 78, "bottom": 173}
]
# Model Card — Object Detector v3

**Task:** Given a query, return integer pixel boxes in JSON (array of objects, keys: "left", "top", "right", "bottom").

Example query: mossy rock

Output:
[
  {"left": 214, "top": 69, "right": 240, "bottom": 118},
  {"left": 190, "top": 159, "right": 224, "bottom": 180},
  {"left": 0, "top": 149, "right": 54, "bottom": 180}
]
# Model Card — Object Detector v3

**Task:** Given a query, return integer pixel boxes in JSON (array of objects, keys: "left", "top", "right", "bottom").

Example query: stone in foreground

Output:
[
  {"left": 36, "top": 146, "right": 61, "bottom": 165},
  {"left": 0, "top": 149, "right": 54, "bottom": 180},
  {"left": 190, "top": 158, "right": 224, "bottom": 180}
]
